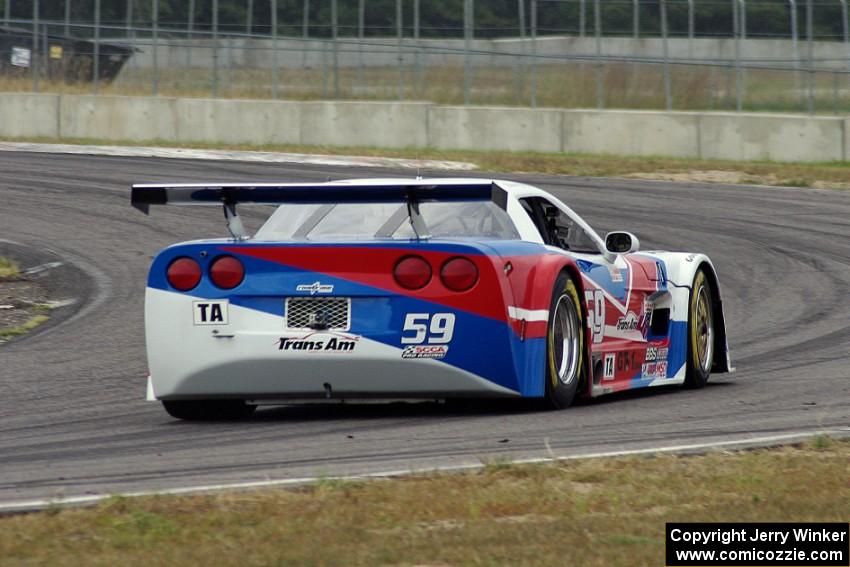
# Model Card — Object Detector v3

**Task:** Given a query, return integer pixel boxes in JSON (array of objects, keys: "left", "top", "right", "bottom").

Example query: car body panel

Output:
[{"left": 138, "top": 178, "right": 731, "bottom": 403}]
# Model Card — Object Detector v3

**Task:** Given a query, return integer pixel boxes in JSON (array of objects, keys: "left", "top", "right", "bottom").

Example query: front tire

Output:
[
  {"left": 684, "top": 268, "right": 715, "bottom": 389},
  {"left": 544, "top": 272, "right": 586, "bottom": 409},
  {"left": 162, "top": 400, "right": 256, "bottom": 421}
]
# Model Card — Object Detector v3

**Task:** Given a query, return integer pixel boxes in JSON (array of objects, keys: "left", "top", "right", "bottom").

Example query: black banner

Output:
[{"left": 666, "top": 523, "right": 849, "bottom": 566}]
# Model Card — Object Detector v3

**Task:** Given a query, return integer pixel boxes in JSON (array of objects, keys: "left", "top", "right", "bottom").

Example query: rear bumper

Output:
[
  {"left": 148, "top": 356, "right": 518, "bottom": 400},
  {"left": 145, "top": 288, "right": 522, "bottom": 400}
]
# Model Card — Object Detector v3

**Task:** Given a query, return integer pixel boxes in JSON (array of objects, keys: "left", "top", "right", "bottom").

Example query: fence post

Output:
[
  {"left": 246, "top": 0, "right": 253, "bottom": 34},
  {"left": 3, "top": 0, "right": 10, "bottom": 28},
  {"left": 64, "top": 0, "right": 71, "bottom": 36},
  {"left": 530, "top": 0, "right": 537, "bottom": 108},
  {"left": 414, "top": 0, "right": 422, "bottom": 95},
  {"left": 464, "top": 0, "right": 471, "bottom": 105},
  {"left": 31, "top": 0, "right": 38, "bottom": 93},
  {"left": 151, "top": 0, "right": 158, "bottom": 96},
  {"left": 687, "top": 0, "right": 694, "bottom": 58},
  {"left": 94, "top": 0, "right": 100, "bottom": 94},
  {"left": 302, "top": 0, "right": 309, "bottom": 69},
  {"left": 517, "top": 0, "right": 527, "bottom": 99},
  {"left": 332, "top": 0, "right": 339, "bottom": 99},
  {"left": 580, "top": 0, "right": 586, "bottom": 37},
  {"left": 397, "top": 0, "right": 404, "bottom": 101},
  {"left": 661, "top": 0, "right": 671, "bottom": 110},
  {"left": 125, "top": 0, "right": 133, "bottom": 37},
  {"left": 806, "top": 0, "right": 814, "bottom": 114},
  {"left": 788, "top": 0, "right": 800, "bottom": 96},
  {"left": 594, "top": 0, "right": 603, "bottom": 109},
  {"left": 633, "top": 0, "right": 639, "bottom": 38},
  {"left": 187, "top": 0, "right": 194, "bottom": 67},
  {"left": 840, "top": 0, "right": 850, "bottom": 87},
  {"left": 733, "top": 0, "right": 742, "bottom": 111},
  {"left": 271, "top": 0, "right": 278, "bottom": 98},
  {"left": 357, "top": 0, "right": 364, "bottom": 85},
  {"left": 212, "top": 0, "right": 219, "bottom": 98}
]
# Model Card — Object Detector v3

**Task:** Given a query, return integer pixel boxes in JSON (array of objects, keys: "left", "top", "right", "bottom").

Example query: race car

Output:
[{"left": 132, "top": 178, "right": 732, "bottom": 420}]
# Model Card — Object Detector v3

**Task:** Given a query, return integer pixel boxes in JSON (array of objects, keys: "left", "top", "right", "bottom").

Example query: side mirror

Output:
[{"left": 605, "top": 231, "right": 640, "bottom": 254}]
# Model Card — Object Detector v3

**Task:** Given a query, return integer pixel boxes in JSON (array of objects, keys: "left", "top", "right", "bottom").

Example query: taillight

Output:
[
  {"left": 393, "top": 255, "right": 432, "bottom": 290},
  {"left": 440, "top": 257, "right": 478, "bottom": 292},
  {"left": 166, "top": 257, "right": 202, "bottom": 291},
  {"left": 209, "top": 256, "right": 244, "bottom": 289}
]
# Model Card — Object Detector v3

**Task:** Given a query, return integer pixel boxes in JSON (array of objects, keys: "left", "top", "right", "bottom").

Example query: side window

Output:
[
  {"left": 519, "top": 198, "right": 549, "bottom": 243},
  {"left": 538, "top": 199, "right": 600, "bottom": 254}
]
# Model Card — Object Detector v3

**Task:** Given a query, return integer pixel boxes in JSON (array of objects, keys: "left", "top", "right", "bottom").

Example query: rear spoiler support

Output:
[{"left": 223, "top": 201, "right": 248, "bottom": 240}]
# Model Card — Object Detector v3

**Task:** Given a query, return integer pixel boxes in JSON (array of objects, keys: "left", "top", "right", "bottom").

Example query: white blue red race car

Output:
[{"left": 132, "top": 178, "right": 732, "bottom": 420}]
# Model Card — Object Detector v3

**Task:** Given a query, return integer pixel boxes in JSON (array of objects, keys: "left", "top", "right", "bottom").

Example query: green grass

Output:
[
  {"left": 6, "top": 134, "right": 850, "bottom": 190},
  {"left": 0, "top": 314, "right": 49, "bottom": 340},
  {"left": 0, "top": 438, "right": 847, "bottom": 566},
  {"left": 0, "top": 256, "right": 19, "bottom": 279}
]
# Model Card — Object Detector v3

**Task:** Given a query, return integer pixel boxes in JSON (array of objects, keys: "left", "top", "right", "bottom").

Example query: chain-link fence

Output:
[{"left": 2, "top": 0, "right": 850, "bottom": 114}]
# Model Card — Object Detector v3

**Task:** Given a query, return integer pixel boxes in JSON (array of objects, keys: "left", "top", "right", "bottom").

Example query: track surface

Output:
[{"left": 1, "top": 151, "right": 849, "bottom": 504}]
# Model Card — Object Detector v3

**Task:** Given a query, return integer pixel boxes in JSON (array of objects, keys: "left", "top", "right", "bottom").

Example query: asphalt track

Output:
[{"left": 1, "top": 150, "right": 849, "bottom": 507}]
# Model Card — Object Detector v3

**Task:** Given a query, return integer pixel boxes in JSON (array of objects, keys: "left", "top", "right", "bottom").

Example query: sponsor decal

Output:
[
  {"left": 296, "top": 281, "right": 334, "bottom": 295},
  {"left": 609, "top": 268, "right": 624, "bottom": 283},
  {"left": 603, "top": 353, "right": 615, "bottom": 379},
  {"left": 402, "top": 345, "right": 449, "bottom": 360},
  {"left": 277, "top": 331, "right": 359, "bottom": 353},
  {"left": 616, "top": 311, "right": 640, "bottom": 331},
  {"left": 645, "top": 346, "right": 669, "bottom": 363},
  {"left": 641, "top": 360, "right": 668, "bottom": 379},
  {"left": 617, "top": 350, "right": 637, "bottom": 374},
  {"left": 193, "top": 300, "right": 228, "bottom": 325}
]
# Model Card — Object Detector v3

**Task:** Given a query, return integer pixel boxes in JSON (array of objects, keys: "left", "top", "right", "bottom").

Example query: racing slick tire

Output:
[
  {"left": 162, "top": 400, "right": 257, "bottom": 421},
  {"left": 544, "top": 272, "right": 586, "bottom": 409},
  {"left": 684, "top": 268, "right": 715, "bottom": 389}
]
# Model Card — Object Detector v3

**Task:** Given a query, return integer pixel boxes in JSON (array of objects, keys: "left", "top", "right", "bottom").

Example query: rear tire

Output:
[
  {"left": 162, "top": 400, "right": 256, "bottom": 421},
  {"left": 544, "top": 272, "right": 585, "bottom": 409},
  {"left": 684, "top": 268, "right": 715, "bottom": 389}
]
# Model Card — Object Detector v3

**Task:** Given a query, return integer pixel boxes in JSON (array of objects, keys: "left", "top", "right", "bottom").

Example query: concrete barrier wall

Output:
[
  {"left": 428, "top": 107, "right": 563, "bottom": 152},
  {"left": 0, "top": 93, "right": 59, "bottom": 138},
  {"left": 1, "top": 93, "right": 847, "bottom": 162}
]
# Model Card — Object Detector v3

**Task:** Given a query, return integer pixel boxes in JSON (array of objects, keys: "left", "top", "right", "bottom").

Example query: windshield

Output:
[{"left": 254, "top": 201, "right": 520, "bottom": 241}]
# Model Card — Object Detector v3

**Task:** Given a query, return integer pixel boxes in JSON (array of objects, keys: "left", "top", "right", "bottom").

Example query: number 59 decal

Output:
[
  {"left": 584, "top": 290, "right": 605, "bottom": 343},
  {"left": 401, "top": 313, "right": 456, "bottom": 344}
]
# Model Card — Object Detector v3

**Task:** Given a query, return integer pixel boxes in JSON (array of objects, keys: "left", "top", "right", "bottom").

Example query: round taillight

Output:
[
  {"left": 440, "top": 257, "right": 478, "bottom": 292},
  {"left": 393, "top": 255, "right": 432, "bottom": 290},
  {"left": 209, "top": 256, "right": 244, "bottom": 289},
  {"left": 166, "top": 257, "right": 202, "bottom": 291}
]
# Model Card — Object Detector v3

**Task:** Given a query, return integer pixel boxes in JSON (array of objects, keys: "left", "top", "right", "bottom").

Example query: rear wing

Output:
[{"left": 131, "top": 180, "right": 508, "bottom": 240}]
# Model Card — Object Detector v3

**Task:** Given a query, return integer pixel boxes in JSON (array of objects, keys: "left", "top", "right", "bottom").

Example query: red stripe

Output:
[{"left": 223, "top": 245, "right": 512, "bottom": 322}]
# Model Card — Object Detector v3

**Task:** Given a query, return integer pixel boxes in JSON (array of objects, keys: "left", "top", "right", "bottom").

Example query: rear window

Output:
[{"left": 254, "top": 201, "right": 520, "bottom": 241}]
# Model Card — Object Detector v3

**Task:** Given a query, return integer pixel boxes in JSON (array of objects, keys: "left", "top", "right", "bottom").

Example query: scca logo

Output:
[{"left": 401, "top": 345, "right": 449, "bottom": 359}]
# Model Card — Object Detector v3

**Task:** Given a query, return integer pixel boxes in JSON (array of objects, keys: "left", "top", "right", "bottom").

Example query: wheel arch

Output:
[{"left": 526, "top": 256, "right": 593, "bottom": 397}]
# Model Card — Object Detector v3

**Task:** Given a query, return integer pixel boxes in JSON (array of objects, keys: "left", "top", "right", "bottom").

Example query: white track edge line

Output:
[
  {"left": 0, "top": 142, "right": 478, "bottom": 171},
  {"left": 1, "top": 427, "right": 847, "bottom": 514}
]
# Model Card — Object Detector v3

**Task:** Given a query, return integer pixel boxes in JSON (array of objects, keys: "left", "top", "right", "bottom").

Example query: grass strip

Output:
[
  {"left": 0, "top": 256, "right": 19, "bottom": 279},
  {"left": 0, "top": 315, "right": 49, "bottom": 340},
  {"left": 4, "top": 136, "right": 850, "bottom": 190},
  {"left": 0, "top": 437, "right": 847, "bottom": 566}
]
